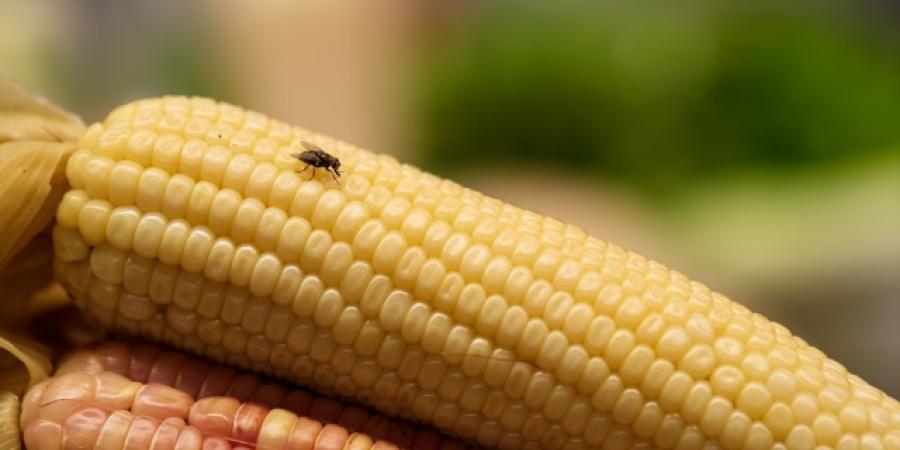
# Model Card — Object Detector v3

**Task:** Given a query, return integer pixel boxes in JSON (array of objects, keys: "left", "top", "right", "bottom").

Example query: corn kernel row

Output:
[{"left": 21, "top": 343, "right": 472, "bottom": 450}]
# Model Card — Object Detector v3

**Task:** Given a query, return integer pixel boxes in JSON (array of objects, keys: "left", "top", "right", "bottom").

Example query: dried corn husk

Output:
[
  {"left": 0, "top": 77, "right": 83, "bottom": 270},
  {"left": 0, "top": 331, "right": 50, "bottom": 449},
  {"left": 0, "top": 391, "right": 20, "bottom": 450},
  {"left": 0, "top": 77, "right": 84, "bottom": 448},
  {"left": 0, "top": 331, "right": 50, "bottom": 394},
  {"left": 0, "top": 76, "right": 83, "bottom": 144}
]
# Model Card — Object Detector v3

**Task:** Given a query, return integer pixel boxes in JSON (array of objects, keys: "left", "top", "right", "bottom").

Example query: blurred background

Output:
[{"left": 2, "top": 0, "right": 898, "bottom": 396}]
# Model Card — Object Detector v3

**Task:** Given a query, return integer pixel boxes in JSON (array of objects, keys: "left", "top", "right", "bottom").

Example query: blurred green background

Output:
[{"left": 2, "top": 0, "right": 898, "bottom": 396}]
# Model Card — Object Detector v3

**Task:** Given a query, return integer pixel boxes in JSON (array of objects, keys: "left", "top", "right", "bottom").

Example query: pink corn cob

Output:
[{"left": 20, "top": 342, "right": 476, "bottom": 450}]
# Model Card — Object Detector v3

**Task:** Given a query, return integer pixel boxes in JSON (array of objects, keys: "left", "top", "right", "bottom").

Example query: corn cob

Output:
[
  {"left": 20, "top": 342, "right": 471, "bottom": 450},
  {"left": 51, "top": 96, "right": 900, "bottom": 450}
]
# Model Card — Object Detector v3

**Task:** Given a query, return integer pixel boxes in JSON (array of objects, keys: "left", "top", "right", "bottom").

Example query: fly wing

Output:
[{"left": 300, "top": 141, "right": 322, "bottom": 152}]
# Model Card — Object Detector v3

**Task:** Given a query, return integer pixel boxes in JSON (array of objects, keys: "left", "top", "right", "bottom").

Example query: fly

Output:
[{"left": 293, "top": 141, "right": 342, "bottom": 183}]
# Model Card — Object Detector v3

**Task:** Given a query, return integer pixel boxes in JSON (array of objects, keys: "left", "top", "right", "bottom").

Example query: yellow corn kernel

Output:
[{"left": 53, "top": 96, "right": 900, "bottom": 449}]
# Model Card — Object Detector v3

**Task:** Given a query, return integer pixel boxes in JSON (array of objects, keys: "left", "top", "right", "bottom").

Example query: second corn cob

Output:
[
  {"left": 52, "top": 96, "right": 900, "bottom": 449},
  {"left": 21, "top": 342, "right": 470, "bottom": 450}
]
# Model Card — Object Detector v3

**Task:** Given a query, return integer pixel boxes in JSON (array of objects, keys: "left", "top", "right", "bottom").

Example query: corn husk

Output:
[
  {"left": 0, "top": 331, "right": 50, "bottom": 449},
  {"left": 0, "top": 77, "right": 84, "bottom": 447},
  {"left": 0, "top": 391, "right": 21, "bottom": 450},
  {"left": 0, "top": 77, "right": 82, "bottom": 270},
  {"left": 0, "top": 331, "right": 50, "bottom": 394}
]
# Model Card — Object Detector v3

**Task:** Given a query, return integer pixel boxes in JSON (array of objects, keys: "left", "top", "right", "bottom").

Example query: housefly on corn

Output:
[{"left": 293, "top": 141, "right": 342, "bottom": 183}]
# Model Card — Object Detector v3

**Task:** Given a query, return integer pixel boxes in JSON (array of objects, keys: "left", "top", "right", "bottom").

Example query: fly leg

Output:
[{"left": 297, "top": 164, "right": 316, "bottom": 180}]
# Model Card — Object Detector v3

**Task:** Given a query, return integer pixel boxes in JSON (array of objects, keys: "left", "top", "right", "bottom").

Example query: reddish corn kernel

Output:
[
  {"left": 336, "top": 406, "right": 370, "bottom": 432},
  {"left": 174, "top": 426, "right": 203, "bottom": 450},
  {"left": 20, "top": 379, "right": 50, "bottom": 427},
  {"left": 248, "top": 383, "right": 287, "bottom": 408},
  {"left": 147, "top": 353, "right": 190, "bottom": 386},
  {"left": 129, "top": 344, "right": 163, "bottom": 382},
  {"left": 150, "top": 418, "right": 185, "bottom": 449},
  {"left": 280, "top": 390, "right": 313, "bottom": 415},
  {"left": 346, "top": 433, "right": 376, "bottom": 450},
  {"left": 387, "top": 422, "right": 417, "bottom": 449},
  {"left": 95, "top": 372, "right": 141, "bottom": 412},
  {"left": 197, "top": 366, "right": 238, "bottom": 399},
  {"left": 315, "top": 423, "right": 351, "bottom": 450},
  {"left": 62, "top": 407, "right": 109, "bottom": 449},
  {"left": 257, "top": 408, "right": 297, "bottom": 450},
  {"left": 124, "top": 416, "right": 160, "bottom": 449},
  {"left": 225, "top": 374, "right": 261, "bottom": 402},
  {"left": 174, "top": 361, "right": 212, "bottom": 398},
  {"left": 133, "top": 383, "right": 194, "bottom": 420},
  {"left": 56, "top": 351, "right": 106, "bottom": 375},
  {"left": 308, "top": 397, "right": 344, "bottom": 424},
  {"left": 99, "top": 343, "right": 132, "bottom": 375},
  {"left": 286, "top": 416, "right": 323, "bottom": 449},
  {"left": 23, "top": 419, "right": 63, "bottom": 450},
  {"left": 38, "top": 372, "right": 97, "bottom": 424},
  {"left": 94, "top": 410, "right": 133, "bottom": 449},
  {"left": 201, "top": 436, "right": 233, "bottom": 450},
  {"left": 412, "top": 430, "right": 444, "bottom": 449},
  {"left": 190, "top": 397, "right": 240, "bottom": 438},
  {"left": 232, "top": 402, "right": 268, "bottom": 443}
]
